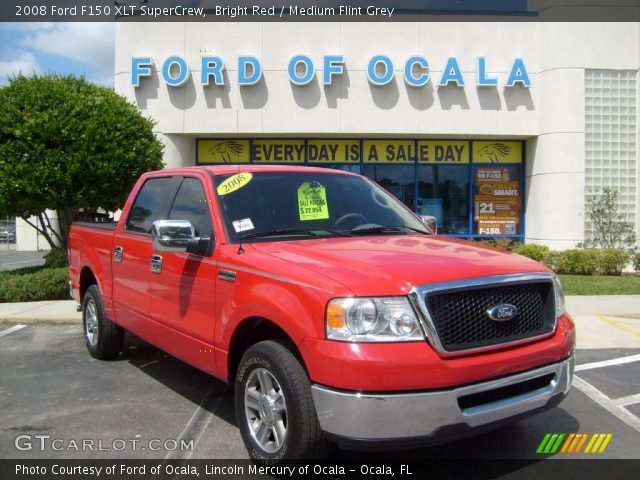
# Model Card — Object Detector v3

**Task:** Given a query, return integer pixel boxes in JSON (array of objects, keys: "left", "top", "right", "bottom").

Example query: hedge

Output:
[
  {"left": 0, "top": 267, "right": 69, "bottom": 303},
  {"left": 512, "top": 244, "right": 550, "bottom": 263},
  {"left": 513, "top": 246, "right": 631, "bottom": 276},
  {"left": 44, "top": 248, "right": 69, "bottom": 268}
]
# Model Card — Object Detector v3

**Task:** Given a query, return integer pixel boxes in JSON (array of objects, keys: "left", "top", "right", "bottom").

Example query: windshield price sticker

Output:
[
  {"left": 298, "top": 182, "right": 329, "bottom": 221},
  {"left": 217, "top": 173, "right": 253, "bottom": 196}
]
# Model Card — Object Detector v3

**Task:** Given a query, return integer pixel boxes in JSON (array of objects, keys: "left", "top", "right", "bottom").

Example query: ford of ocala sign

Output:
[{"left": 131, "top": 55, "right": 531, "bottom": 88}]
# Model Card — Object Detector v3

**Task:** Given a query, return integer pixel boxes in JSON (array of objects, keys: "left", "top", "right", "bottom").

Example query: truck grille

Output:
[{"left": 425, "top": 282, "right": 555, "bottom": 352}]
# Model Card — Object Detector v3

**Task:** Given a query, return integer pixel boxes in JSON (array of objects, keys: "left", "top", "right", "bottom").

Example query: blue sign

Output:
[{"left": 131, "top": 55, "right": 531, "bottom": 89}]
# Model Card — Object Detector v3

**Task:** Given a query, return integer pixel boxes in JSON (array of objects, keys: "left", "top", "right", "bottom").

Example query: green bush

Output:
[
  {"left": 0, "top": 267, "right": 68, "bottom": 302},
  {"left": 2, "top": 265, "right": 45, "bottom": 276},
  {"left": 597, "top": 249, "right": 629, "bottom": 275},
  {"left": 477, "top": 238, "right": 520, "bottom": 251},
  {"left": 541, "top": 250, "right": 562, "bottom": 272},
  {"left": 512, "top": 244, "right": 550, "bottom": 263},
  {"left": 542, "top": 248, "right": 630, "bottom": 276},
  {"left": 555, "top": 249, "right": 599, "bottom": 275},
  {"left": 633, "top": 252, "right": 640, "bottom": 272},
  {"left": 44, "top": 248, "right": 68, "bottom": 268}
]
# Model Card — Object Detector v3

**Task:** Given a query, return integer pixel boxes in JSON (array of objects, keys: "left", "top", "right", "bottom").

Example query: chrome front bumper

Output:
[{"left": 311, "top": 355, "right": 574, "bottom": 442}]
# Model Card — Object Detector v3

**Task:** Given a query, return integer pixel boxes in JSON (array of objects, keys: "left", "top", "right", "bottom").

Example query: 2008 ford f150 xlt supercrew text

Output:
[{"left": 69, "top": 165, "right": 575, "bottom": 460}]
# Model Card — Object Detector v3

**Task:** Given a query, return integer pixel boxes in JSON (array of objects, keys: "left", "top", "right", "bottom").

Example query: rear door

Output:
[
  {"left": 147, "top": 174, "right": 218, "bottom": 344},
  {"left": 112, "top": 175, "right": 179, "bottom": 329}
]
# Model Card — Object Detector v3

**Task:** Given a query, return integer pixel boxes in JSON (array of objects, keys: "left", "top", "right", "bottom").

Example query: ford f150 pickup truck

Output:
[{"left": 69, "top": 165, "right": 575, "bottom": 460}]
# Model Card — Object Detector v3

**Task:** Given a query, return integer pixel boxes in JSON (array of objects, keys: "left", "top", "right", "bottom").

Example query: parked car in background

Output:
[{"left": 0, "top": 223, "right": 16, "bottom": 243}]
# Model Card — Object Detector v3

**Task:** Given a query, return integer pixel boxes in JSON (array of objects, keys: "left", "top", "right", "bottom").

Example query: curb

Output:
[{"left": 0, "top": 316, "right": 81, "bottom": 325}]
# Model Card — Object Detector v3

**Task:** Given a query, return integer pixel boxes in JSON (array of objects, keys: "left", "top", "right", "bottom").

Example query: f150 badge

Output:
[{"left": 486, "top": 304, "right": 519, "bottom": 322}]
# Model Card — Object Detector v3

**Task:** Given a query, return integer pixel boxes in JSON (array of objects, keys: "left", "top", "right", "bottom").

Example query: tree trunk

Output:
[
  {"left": 55, "top": 208, "right": 74, "bottom": 251},
  {"left": 22, "top": 214, "right": 58, "bottom": 251}
]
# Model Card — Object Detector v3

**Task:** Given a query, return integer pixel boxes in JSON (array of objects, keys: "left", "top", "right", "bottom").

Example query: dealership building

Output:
[{"left": 14, "top": 20, "right": 640, "bottom": 250}]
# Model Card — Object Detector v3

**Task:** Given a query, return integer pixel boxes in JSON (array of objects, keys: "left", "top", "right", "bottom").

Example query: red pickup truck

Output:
[{"left": 69, "top": 165, "right": 575, "bottom": 460}]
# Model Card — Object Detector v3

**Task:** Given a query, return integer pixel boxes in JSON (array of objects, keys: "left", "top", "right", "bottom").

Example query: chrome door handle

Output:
[
  {"left": 150, "top": 254, "right": 163, "bottom": 274},
  {"left": 113, "top": 246, "right": 123, "bottom": 263}
]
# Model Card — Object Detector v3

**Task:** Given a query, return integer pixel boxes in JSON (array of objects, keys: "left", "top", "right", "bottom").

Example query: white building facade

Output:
[{"left": 19, "top": 21, "right": 639, "bottom": 250}]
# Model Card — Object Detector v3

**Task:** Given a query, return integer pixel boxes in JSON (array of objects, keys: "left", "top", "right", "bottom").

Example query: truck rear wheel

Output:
[
  {"left": 82, "top": 285, "right": 124, "bottom": 359},
  {"left": 235, "top": 340, "right": 328, "bottom": 461}
]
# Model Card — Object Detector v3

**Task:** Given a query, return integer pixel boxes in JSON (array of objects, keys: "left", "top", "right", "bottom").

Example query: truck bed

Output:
[
  {"left": 72, "top": 221, "right": 118, "bottom": 231},
  {"left": 68, "top": 221, "right": 118, "bottom": 316}
]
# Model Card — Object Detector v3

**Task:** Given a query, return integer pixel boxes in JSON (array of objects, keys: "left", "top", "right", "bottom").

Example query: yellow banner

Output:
[
  {"left": 197, "top": 139, "right": 524, "bottom": 165},
  {"left": 307, "top": 140, "right": 360, "bottom": 163},
  {"left": 417, "top": 141, "right": 469, "bottom": 163},
  {"left": 198, "top": 139, "right": 250, "bottom": 164},
  {"left": 473, "top": 141, "right": 523, "bottom": 164},
  {"left": 363, "top": 140, "right": 416, "bottom": 163},
  {"left": 252, "top": 140, "right": 305, "bottom": 163}
]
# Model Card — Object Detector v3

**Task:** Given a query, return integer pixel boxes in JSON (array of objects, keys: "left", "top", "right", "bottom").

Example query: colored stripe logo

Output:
[{"left": 537, "top": 433, "right": 613, "bottom": 454}]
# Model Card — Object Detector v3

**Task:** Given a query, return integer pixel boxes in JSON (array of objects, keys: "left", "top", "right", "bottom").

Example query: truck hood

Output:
[{"left": 252, "top": 235, "right": 549, "bottom": 296}]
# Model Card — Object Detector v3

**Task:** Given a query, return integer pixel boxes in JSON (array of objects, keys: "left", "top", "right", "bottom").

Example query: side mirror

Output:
[
  {"left": 419, "top": 215, "right": 437, "bottom": 234},
  {"left": 152, "top": 219, "right": 199, "bottom": 252}
]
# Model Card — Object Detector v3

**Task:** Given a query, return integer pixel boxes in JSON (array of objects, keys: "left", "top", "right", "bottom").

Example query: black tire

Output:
[
  {"left": 82, "top": 285, "right": 124, "bottom": 359},
  {"left": 235, "top": 340, "right": 328, "bottom": 461}
]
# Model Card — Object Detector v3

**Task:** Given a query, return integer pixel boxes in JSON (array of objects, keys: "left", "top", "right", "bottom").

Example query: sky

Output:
[{"left": 0, "top": 23, "right": 115, "bottom": 86}]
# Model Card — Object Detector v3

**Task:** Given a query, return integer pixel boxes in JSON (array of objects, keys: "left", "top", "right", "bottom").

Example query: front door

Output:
[{"left": 147, "top": 175, "right": 218, "bottom": 345}]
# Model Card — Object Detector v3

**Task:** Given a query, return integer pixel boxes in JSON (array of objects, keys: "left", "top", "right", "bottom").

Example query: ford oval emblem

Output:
[{"left": 486, "top": 304, "right": 519, "bottom": 322}]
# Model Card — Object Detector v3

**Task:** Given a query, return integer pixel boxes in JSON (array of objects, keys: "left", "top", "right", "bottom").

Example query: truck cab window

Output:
[
  {"left": 168, "top": 177, "right": 213, "bottom": 238},
  {"left": 125, "top": 177, "right": 174, "bottom": 234}
]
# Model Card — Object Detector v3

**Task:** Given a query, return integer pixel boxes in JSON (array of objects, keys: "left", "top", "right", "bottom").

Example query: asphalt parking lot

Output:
[
  {"left": 1, "top": 324, "right": 639, "bottom": 461},
  {"left": 0, "top": 250, "right": 46, "bottom": 272}
]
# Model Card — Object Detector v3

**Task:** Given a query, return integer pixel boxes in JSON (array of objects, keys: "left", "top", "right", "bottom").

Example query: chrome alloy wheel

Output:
[
  {"left": 84, "top": 298, "right": 98, "bottom": 347},
  {"left": 244, "top": 367, "right": 287, "bottom": 453}
]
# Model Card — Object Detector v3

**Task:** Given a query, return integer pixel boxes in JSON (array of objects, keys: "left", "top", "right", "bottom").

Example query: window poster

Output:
[{"left": 474, "top": 167, "right": 521, "bottom": 235}]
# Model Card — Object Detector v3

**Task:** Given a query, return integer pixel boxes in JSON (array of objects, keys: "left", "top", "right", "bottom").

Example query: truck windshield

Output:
[{"left": 213, "top": 171, "right": 429, "bottom": 243}]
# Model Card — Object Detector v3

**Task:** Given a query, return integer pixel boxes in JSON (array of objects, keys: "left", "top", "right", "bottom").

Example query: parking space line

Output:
[
  {"left": 164, "top": 384, "right": 228, "bottom": 461},
  {"left": 0, "top": 324, "right": 26, "bottom": 338},
  {"left": 575, "top": 353, "right": 640, "bottom": 372},
  {"left": 151, "top": 386, "right": 230, "bottom": 479},
  {"left": 573, "top": 376, "right": 640, "bottom": 433},
  {"left": 612, "top": 393, "right": 640, "bottom": 407},
  {"left": 595, "top": 314, "right": 640, "bottom": 337}
]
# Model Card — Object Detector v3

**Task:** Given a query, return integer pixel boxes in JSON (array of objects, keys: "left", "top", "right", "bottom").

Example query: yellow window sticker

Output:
[
  {"left": 217, "top": 173, "right": 253, "bottom": 196},
  {"left": 298, "top": 182, "right": 329, "bottom": 221}
]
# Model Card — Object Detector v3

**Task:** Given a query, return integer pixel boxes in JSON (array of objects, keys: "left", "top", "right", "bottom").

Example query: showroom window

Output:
[
  {"left": 196, "top": 138, "right": 525, "bottom": 241},
  {"left": 364, "top": 164, "right": 416, "bottom": 210},
  {"left": 417, "top": 165, "right": 470, "bottom": 235}
]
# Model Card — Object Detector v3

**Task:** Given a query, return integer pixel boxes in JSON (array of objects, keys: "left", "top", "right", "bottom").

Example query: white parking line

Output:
[
  {"left": 612, "top": 393, "right": 640, "bottom": 407},
  {"left": 0, "top": 325, "right": 26, "bottom": 338},
  {"left": 575, "top": 353, "right": 640, "bottom": 372},
  {"left": 573, "top": 376, "right": 640, "bottom": 433},
  {"left": 150, "top": 386, "right": 227, "bottom": 479},
  {"left": 164, "top": 384, "right": 228, "bottom": 460}
]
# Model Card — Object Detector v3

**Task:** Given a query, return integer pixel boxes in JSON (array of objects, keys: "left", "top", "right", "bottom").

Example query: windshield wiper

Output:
[
  {"left": 241, "top": 228, "right": 352, "bottom": 240},
  {"left": 349, "top": 225, "right": 430, "bottom": 236}
]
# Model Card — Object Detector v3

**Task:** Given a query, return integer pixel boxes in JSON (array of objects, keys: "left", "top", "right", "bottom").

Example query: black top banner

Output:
[{"left": 2, "top": 0, "right": 640, "bottom": 22}]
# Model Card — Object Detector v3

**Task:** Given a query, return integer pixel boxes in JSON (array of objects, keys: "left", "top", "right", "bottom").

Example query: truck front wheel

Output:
[
  {"left": 82, "top": 285, "right": 124, "bottom": 359},
  {"left": 235, "top": 340, "right": 328, "bottom": 461}
]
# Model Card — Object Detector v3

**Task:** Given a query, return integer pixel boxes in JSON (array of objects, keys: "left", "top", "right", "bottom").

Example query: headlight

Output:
[
  {"left": 326, "top": 297, "right": 425, "bottom": 342},
  {"left": 553, "top": 276, "right": 566, "bottom": 319}
]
